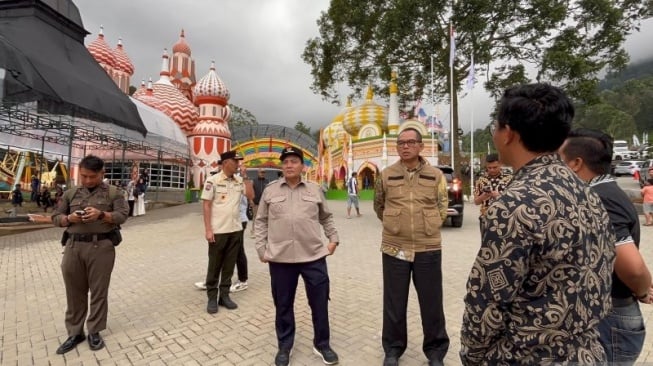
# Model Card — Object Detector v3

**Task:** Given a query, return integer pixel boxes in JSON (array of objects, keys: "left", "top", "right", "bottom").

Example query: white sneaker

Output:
[
  {"left": 230, "top": 281, "right": 248, "bottom": 293},
  {"left": 194, "top": 281, "right": 207, "bottom": 290}
]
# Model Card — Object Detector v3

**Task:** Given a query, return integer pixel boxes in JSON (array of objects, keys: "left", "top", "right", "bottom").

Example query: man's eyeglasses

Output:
[{"left": 397, "top": 139, "right": 422, "bottom": 147}]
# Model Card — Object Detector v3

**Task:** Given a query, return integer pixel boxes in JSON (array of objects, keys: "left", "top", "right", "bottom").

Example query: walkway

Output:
[{"left": 2, "top": 199, "right": 653, "bottom": 365}]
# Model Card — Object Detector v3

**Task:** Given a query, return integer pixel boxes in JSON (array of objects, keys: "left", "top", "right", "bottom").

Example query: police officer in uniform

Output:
[
  {"left": 51, "top": 155, "right": 128, "bottom": 354},
  {"left": 201, "top": 150, "right": 253, "bottom": 314},
  {"left": 255, "top": 147, "right": 340, "bottom": 366}
]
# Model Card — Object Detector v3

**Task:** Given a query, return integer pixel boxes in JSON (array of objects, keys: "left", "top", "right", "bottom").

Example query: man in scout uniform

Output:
[{"left": 201, "top": 150, "right": 253, "bottom": 314}]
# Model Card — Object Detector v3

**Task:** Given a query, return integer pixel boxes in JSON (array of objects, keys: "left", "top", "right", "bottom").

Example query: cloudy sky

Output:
[{"left": 73, "top": 1, "right": 653, "bottom": 133}]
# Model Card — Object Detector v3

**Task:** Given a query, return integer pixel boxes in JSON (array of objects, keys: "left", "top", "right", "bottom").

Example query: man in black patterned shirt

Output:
[{"left": 460, "top": 83, "right": 615, "bottom": 365}]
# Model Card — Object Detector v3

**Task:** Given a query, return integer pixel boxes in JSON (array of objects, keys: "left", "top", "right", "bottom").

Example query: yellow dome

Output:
[
  {"left": 322, "top": 121, "right": 346, "bottom": 149},
  {"left": 343, "top": 86, "right": 387, "bottom": 137}
]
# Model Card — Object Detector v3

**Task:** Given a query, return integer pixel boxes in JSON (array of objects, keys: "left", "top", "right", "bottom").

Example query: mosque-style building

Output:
[
  {"left": 317, "top": 70, "right": 445, "bottom": 190},
  {"left": 85, "top": 27, "right": 445, "bottom": 193},
  {"left": 84, "top": 27, "right": 324, "bottom": 191}
]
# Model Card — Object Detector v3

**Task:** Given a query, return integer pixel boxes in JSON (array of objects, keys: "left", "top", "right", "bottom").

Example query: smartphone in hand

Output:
[{"left": 74, "top": 210, "right": 85, "bottom": 216}]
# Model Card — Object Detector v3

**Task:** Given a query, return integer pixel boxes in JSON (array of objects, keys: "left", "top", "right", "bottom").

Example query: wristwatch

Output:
[{"left": 98, "top": 211, "right": 106, "bottom": 220}]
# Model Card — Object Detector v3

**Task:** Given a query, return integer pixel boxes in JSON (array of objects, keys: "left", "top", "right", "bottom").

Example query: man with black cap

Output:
[
  {"left": 200, "top": 150, "right": 253, "bottom": 314},
  {"left": 255, "top": 146, "right": 340, "bottom": 366}
]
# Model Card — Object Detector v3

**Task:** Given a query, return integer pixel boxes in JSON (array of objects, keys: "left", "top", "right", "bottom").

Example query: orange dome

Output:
[
  {"left": 172, "top": 29, "right": 191, "bottom": 56},
  {"left": 113, "top": 38, "right": 134, "bottom": 75},
  {"left": 87, "top": 26, "right": 116, "bottom": 68}
]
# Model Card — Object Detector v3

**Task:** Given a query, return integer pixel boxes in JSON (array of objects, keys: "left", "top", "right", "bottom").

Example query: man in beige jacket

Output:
[{"left": 255, "top": 146, "right": 340, "bottom": 366}]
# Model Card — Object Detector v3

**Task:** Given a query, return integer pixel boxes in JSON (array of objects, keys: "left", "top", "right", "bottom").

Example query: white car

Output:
[{"left": 613, "top": 160, "right": 644, "bottom": 176}]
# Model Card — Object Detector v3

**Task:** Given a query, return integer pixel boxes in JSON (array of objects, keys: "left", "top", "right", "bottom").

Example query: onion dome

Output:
[
  {"left": 172, "top": 29, "right": 191, "bottom": 56},
  {"left": 145, "top": 49, "right": 198, "bottom": 132},
  {"left": 113, "top": 38, "right": 135, "bottom": 75},
  {"left": 188, "top": 119, "right": 231, "bottom": 139},
  {"left": 87, "top": 26, "right": 116, "bottom": 68},
  {"left": 342, "top": 86, "right": 388, "bottom": 137},
  {"left": 193, "top": 61, "right": 230, "bottom": 106}
]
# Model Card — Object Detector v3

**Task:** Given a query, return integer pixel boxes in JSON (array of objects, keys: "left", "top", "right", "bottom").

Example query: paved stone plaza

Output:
[{"left": 2, "top": 198, "right": 653, "bottom": 365}]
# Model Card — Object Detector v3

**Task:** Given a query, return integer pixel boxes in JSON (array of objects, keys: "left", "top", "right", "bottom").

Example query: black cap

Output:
[
  {"left": 219, "top": 150, "right": 243, "bottom": 162},
  {"left": 280, "top": 146, "right": 304, "bottom": 162}
]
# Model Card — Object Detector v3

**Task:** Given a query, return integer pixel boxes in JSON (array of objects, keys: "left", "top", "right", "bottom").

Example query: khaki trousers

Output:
[
  {"left": 249, "top": 204, "right": 259, "bottom": 234},
  {"left": 61, "top": 238, "right": 115, "bottom": 335}
]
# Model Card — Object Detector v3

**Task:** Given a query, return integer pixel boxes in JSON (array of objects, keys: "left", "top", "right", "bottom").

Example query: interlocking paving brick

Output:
[{"left": 2, "top": 197, "right": 653, "bottom": 365}]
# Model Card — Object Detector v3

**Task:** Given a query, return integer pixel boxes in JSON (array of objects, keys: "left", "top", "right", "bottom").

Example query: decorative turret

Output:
[
  {"left": 387, "top": 69, "right": 400, "bottom": 135},
  {"left": 193, "top": 61, "right": 230, "bottom": 107},
  {"left": 112, "top": 38, "right": 134, "bottom": 94},
  {"left": 87, "top": 26, "right": 117, "bottom": 75},
  {"left": 169, "top": 29, "right": 196, "bottom": 101}
]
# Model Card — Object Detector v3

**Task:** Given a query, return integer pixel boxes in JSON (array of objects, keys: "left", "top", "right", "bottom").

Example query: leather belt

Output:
[
  {"left": 71, "top": 233, "right": 112, "bottom": 242},
  {"left": 612, "top": 296, "right": 636, "bottom": 307}
]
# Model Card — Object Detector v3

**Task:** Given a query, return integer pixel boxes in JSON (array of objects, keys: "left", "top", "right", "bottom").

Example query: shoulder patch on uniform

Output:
[{"left": 204, "top": 182, "right": 213, "bottom": 191}]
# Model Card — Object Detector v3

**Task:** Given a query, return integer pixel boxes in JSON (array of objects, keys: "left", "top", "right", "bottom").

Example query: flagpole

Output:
[
  {"left": 449, "top": 21, "right": 455, "bottom": 170},
  {"left": 469, "top": 53, "right": 475, "bottom": 200},
  {"left": 430, "top": 54, "right": 435, "bottom": 166}
]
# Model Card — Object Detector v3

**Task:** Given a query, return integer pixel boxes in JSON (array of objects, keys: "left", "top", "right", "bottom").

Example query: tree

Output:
[
  {"left": 229, "top": 105, "right": 258, "bottom": 127},
  {"left": 303, "top": 0, "right": 648, "bottom": 170},
  {"left": 575, "top": 103, "right": 637, "bottom": 140},
  {"left": 294, "top": 121, "right": 312, "bottom": 136}
]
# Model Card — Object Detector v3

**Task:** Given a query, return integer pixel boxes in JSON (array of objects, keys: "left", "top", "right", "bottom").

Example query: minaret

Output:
[
  {"left": 113, "top": 38, "right": 135, "bottom": 94},
  {"left": 347, "top": 135, "right": 354, "bottom": 175},
  {"left": 382, "top": 133, "right": 388, "bottom": 170},
  {"left": 387, "top": 69, "right": 400, "bottom": 135},
  {"left": 189, "top": 61, "right": 231, "bottom": 186},
  {"left": 170, "top": 29, "right": 197, "bottom": 102}
]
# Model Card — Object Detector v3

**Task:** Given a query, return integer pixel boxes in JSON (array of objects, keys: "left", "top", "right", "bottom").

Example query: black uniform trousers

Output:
[
  {"left": 61, "top": 238, "right": 115, "bottom": 336},
  {"left": 382, "top": 251, "right": 449, "bottom": 361},
  {"left": 206, "top": 231, "right": 240, "bottom": 299},
  {"left": 269, "top": 257, "right": 330, "bottom": 351},
  {"left": 234, "top": 222, "right": 248, "bottom": 282}
]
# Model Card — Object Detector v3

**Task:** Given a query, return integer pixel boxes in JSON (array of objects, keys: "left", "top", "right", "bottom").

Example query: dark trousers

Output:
[
  {"left": 128, "top": 200, "right": 134, "bottom": 216},
  {"left": 61, "top": 239, "right": 116, "bottom": 335},
  {"left": 269, "top": 257, "right": 331, "bottom": 351},
  {"left": 205, "top": 231, "right": 240, "bottom": 299},
  {"left": 235, "top": 222, "right": 248, "bottom": 282},
  {"left": 382, "top": 251, "right": 449, "bottom": 361}
]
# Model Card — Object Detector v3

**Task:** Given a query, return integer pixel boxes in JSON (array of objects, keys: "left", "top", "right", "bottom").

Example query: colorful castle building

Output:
[{"left": 317, "top": 70, "right": 445, "bottom": 190}]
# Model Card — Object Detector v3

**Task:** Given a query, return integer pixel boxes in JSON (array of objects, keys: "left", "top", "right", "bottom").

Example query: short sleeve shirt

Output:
[{"left": 201, "top": 171, "right": 244, "bottom": 234}]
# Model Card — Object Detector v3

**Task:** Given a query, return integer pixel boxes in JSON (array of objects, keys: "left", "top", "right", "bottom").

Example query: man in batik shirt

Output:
[
  {"left": 460, "top": 83, "right": 615, "bottom": 365},
  {"left": 473, "top": 153, "right": 512, "bottom": 232}
]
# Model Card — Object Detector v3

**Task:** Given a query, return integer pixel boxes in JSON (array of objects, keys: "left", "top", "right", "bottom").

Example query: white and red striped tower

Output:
[
  {"left": 169, "top": 29, "right": 197, "bottom": 102},
  {"left": 87, "top": 26, "right": 117, "bottom": 81},
  {"left": 188, "top": 61, "right": 231, "bottom": 186},
  {"left": 112, "top": 38, "right": 135, "bottom": 94}
]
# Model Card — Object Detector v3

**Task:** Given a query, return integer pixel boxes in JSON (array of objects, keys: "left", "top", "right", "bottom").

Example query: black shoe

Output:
[
  {"left": 56, "top": 334, "right": 85, "bottom": 354},
  {"left": 428, "top": 359, "right": 443, "bottom": 366},
  {"left": 207, "top": 298, "right": 218, "bottom": 314},
  {"left": 218, "top": 295, "right": 238, "bottom": 309},
  {"left": 275, "top": 349, "right": 291, "bottom": 366},
  {"left": 87, "top": 333, "right": 104, "bottom": 351},
  {"left": 383, "top": 355, "right": 399, "bottom": 366},
  {"left": 313, "top": 345, "right": 339, "bottom": 364}
]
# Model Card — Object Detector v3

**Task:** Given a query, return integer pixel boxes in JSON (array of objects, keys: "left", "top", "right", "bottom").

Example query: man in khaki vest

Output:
[
  {"left": 373, "top": 127, "right": 449, "bottom": 366},
  {"left": 51, "top": 155, "right": 128, "bottom": 354}
]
